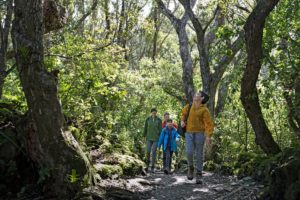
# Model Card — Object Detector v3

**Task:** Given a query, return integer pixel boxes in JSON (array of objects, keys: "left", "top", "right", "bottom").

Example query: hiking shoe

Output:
[
  {"left": 196, "top": 171, "right": 203, "bottom": 184},
  {"left": 187, "top": 166, "right": 194, "bottom": 180}
]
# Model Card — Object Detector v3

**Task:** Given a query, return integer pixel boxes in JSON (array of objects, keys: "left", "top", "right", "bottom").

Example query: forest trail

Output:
[{"left": 100, "top": 170, "right": 263, "bottom": 200}]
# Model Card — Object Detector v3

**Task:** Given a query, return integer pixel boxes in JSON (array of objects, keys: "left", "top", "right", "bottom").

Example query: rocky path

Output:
[
  {"left": 13, "top": 170, "right": 264, "bottom": 200},
  {"left": 111, "top": 170, "right": 263, "bottom": 200}
]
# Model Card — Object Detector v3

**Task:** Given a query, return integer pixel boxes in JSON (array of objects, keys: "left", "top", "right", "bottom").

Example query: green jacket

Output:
[{"left": 144, "top": 116, "right": 162, "bottom": 141}]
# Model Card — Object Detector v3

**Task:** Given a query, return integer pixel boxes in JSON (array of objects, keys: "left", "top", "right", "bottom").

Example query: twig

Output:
[
  {"left": 45, "top": 42, "right": 113, "bottom": 59},
  {"left": 74, "top": 0, "right": 99, "bottom": 29}
]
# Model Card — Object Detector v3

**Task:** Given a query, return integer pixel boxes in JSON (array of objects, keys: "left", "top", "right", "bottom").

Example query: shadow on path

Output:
[{"left": 125, "top": 171, "right": 262, "bottom": 200}]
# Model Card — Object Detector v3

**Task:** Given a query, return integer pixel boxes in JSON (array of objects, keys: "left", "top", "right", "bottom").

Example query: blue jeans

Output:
[
  {"left": 163, "top": 146, "right": 173, "bottom": 171},
  {"left": 185, "top": 132, "right": 205, "bottom": 172},
  {"left": 146, "top": 140, "right": 157, "bottom": 168}
]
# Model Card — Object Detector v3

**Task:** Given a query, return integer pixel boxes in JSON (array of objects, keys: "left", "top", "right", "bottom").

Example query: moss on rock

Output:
[
  {"left": 117, "top": 154, "right": 144, "bottom": 176},
  {"left": 94, "top": 164, "right": 123, "bottom": 179}
]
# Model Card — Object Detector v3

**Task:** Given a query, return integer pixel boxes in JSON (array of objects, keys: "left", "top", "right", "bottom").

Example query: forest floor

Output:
[{"left": 100, "top": 169, "right": 263, "bottom": 200}]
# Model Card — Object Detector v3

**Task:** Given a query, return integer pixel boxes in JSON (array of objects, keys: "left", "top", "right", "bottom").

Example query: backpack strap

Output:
[{"left": 184, "top": 103, "right": 192, "bottom": 123}]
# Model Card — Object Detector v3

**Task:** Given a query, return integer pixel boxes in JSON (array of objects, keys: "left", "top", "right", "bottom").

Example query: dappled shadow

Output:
[{"left": 130, "top": 171, "right": 260, "bottom": 200}]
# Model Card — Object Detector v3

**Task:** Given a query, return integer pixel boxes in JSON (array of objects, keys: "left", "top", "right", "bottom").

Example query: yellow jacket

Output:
[{"left": 180, "top": 104, "right": 214, "bottom": 137}]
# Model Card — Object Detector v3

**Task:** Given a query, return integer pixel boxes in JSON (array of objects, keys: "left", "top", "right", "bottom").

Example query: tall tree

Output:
[
  {"left": 155, "top": 0, "right": 195, "bottom": 102},
  {"left": 12, "top": 0, "right": 92, "bottom": 198},
  {"left": 152, "top": 6, "right": 160, "bottom": 61},
  {"left": 241, "top": 0, "right": 281, "bottom": 155},
  {"left": 0, "top": 0, "right": 13, "bottom": 98},
  {"left": 179, "top": 0, "right": 244, "bottom": 117}
]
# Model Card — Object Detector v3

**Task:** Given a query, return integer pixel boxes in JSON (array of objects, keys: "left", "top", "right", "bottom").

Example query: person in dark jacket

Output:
[{"left": 144, "top": 108, "right": 162, "bottom": 173}]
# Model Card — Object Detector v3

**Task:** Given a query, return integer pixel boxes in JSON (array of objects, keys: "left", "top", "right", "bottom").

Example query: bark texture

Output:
[
  {"left": 156, "top": 0, "right": 195, "bottom": 102},
  {"left": 241, "top": 0, "right": 281, "bottom": 155},
  {"left": 0, "top": 0, "right": 13, "bottom": 98},
  {"left": 179, "top": 0, "right": 244, "bottom": 117},
  {"left": 44, "top": 0, "right": 67, "bottom": 33},
  {"left": 12, "top": 0, "right": 91, "bottom": 198}
]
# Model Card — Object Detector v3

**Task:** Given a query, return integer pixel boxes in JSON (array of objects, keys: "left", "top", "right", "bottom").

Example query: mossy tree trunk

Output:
[
  {"left": 241, "top": 0, "right": 281, "bottom": 155},
  {"left": 12, "top": 0, "right": 92, "bottom": 198}
]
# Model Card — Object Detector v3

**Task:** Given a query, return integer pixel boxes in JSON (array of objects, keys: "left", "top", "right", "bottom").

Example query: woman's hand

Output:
[{"left": 180, "top": 121, "right": 186, "bottom": 127}]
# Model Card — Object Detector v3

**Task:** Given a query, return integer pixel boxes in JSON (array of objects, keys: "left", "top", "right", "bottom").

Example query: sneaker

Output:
[
  {"left": 187, "top": 166, "right": 194, "bottom": 180},
  {"left": 196, "top": 171, "right": 203, "bottom": 184}
]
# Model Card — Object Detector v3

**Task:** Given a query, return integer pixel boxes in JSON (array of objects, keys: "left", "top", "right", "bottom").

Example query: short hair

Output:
[
  {"left": 166, "top": 119, "right": 173, "bottom": 123},
  {"left": 164, "top": 112, "right": 170, "bottom": 116},
  {"left": 199, "top": 91, "right": 209, "bottom": 104},
  {"left": 151, "top": 108, "right": 157, "bottom": 112}
]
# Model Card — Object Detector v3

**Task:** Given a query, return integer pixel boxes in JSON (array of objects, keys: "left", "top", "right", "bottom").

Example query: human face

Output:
[
  {"left": 193, "top": 94, "right": 203, "bottom": 103},
  {"left": 164, "top": 114, "right": 170, "bottom": 121},
  {"left": 167, "top": 122, "right": 173, "bottom": 129},
  {"left": 151, "top": 111, "right": 157, "bottom": 117},
  {"left": 193, "top": 94, "right": 204, "bottom": 108}
]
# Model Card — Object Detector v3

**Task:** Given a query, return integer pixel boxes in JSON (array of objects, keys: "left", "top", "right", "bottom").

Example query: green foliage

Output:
[
  {"left": 1, "top": 0, "right": 299, "bottom": 191},
  {"left": 96, "top": 164, "right": 123, "bottom": 179},
  {"left": 259, "top": 148, "right": 300, "bottom": 200},
  {"left": 68, "top": 169, "right": 79, "bottom": 183},
  {"left": 2, "top": 69, "right": 27, "bottom": 112},
  {"left": 233, "top": 152, "right": 267, "bottom": 179},
  {"left": 263, "top": 0, "right": 300, "bottom": 138}
]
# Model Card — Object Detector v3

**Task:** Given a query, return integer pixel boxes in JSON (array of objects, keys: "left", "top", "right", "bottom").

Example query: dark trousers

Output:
[{"left": 163, "top": 146, "right": 173, "bottom": 171}]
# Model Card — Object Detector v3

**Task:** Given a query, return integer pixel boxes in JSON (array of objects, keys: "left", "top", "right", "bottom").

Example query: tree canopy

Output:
[{"left": 0, "top": 0, "right": 299, "bottom": 199}]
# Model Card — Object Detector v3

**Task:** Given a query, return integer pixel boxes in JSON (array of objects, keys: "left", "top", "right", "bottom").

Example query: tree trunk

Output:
[
  {"left": 0, "top": 0, "right": 13, "bottom": 99},
  {"left": 241, "top": 0, "right": 281, "bottom": 155},
  {"left": 104, "top": 0, "right": 111, "bottom": 38},
  {"left": 156, "top": 0, "right": 195, "bottom": 102},
  {"left": 117, "top": 0, "right": 125, "bottom": 44},
  {"left": 152, "top": 6, "right": 159, "bottom": 61},
  {"left": 43, "top": 0, "right": 67, "bottom": 33},
  {"left": 5, "top": 0, "right": 67, "bottom": 62},
  {"left": 74, "top": 0, "right": 99, "bottom": 31},
  {"left": 215, "top": 79, "right": 230, "bottom": 117},
  {"left": 77, "top": 0, "right": 85, "bottom": 34},
  {"left": 244, "top": 112, "right": 248, "bottom": 152},
  {"left": 179, "top": 0, "right": 244, "bottom": 118},
  {"left": 12, "top": 0, "right": 92, "bottom": 198},
  {"left": 176, "top": 25, "right": 195, "bottom": 103}
]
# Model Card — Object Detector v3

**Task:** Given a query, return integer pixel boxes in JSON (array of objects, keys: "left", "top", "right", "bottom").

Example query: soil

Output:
[{"left": 100, "top": 169, "right": 263, "bottom": 200}]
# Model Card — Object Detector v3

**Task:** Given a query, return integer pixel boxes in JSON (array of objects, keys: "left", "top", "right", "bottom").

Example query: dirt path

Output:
[{"left": 119, "top": 170, "right": 262, "bottom": 200}]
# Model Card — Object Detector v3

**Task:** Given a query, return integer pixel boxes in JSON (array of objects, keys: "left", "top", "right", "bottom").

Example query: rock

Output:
[
  {"left": 94, "top": 163, "right": 123, "bottom": 179},
  {"left": 101, "top": 153, "right": 144, "bottom": 177},
  {"left": 224, "top": 186, "right": 233, "bottom": 192},
  {"left": 213, "top": 187, "right": 224, "bottom": 192}
]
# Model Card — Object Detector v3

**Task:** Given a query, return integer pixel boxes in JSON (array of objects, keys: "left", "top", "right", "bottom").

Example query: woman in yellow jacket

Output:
[{"left": 180, "top": 91, "right": 214, "bottom": 184}]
